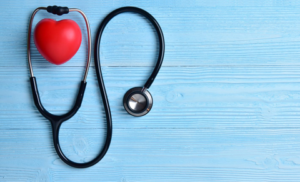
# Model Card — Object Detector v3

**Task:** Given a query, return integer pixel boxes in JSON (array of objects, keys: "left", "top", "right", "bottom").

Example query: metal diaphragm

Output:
[{"left": 123, "top": 87, "right": 153, "bottom": 117}]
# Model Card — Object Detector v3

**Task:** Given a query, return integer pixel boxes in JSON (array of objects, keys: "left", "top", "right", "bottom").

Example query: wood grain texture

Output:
[{"left": 1, "top": 0, "right": 300, "bottom": 181}]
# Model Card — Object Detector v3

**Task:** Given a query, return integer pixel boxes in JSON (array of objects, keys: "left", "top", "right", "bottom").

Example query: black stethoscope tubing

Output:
[
  {"left": 95, "top": 6, "right": 165, "bottom": 90},
  {"left": 28, "top": 6, "right": 164, "bottom": 168}
]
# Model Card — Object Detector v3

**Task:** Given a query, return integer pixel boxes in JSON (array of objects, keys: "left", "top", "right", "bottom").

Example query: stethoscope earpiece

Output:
[
  {"left": 123, "top": 87, "right": 153, "bottom": 117},
  {"left": 27, "top": 5, "right": 111, "bottom": 169}
]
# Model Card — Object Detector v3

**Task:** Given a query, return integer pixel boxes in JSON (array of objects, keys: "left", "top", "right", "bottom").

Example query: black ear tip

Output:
[{"left": 47, "top": 5, "right": 69, "bottom": 16}]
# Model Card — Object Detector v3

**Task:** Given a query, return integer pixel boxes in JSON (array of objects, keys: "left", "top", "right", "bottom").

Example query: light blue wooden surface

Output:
[{"left": 2, "top": 0, "right": 300, "bottom": 181}]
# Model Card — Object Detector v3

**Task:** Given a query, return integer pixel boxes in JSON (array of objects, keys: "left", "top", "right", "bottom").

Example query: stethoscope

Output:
[{"left": 27, "top": 6, "right": 164, "bottom": 168}]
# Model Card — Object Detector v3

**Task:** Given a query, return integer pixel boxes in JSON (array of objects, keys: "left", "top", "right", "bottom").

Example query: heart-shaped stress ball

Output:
[{"left": 34, "top": 18, "right": 82, "bottom": 65}]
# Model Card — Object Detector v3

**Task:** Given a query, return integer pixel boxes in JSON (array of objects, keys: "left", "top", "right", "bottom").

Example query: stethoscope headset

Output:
[{"left": 27, "top": 6, "right": 165, "bottom": 168}]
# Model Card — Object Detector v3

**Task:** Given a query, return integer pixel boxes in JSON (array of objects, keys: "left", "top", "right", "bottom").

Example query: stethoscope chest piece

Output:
[{"left": 123, "top": 87, "right": 153, "bottom": 117}]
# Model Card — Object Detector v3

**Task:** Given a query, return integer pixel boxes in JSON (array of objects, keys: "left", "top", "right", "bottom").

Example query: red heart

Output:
[{"left": 34, "top": 18, "right": 82, "bottom": 65}]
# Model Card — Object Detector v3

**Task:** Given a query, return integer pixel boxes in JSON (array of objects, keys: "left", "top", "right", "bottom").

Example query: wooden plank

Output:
[
  {"left": 3, "top": 1, "right": 300, "bottom": 67},
  {"left": 1, "top": 128, "right": 300, "bottom": 181},
  {"left": 2, "top": 66, "right": 300, "bottom": 130}
]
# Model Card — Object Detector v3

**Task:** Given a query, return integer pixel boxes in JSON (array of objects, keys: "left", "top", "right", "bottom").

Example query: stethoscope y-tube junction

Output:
[
  {"left": 27, "top": 6, "right": 112, "bottom": 168},
  {"left": 94, "top": 6, "right": 165, "bottom": 117}
]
